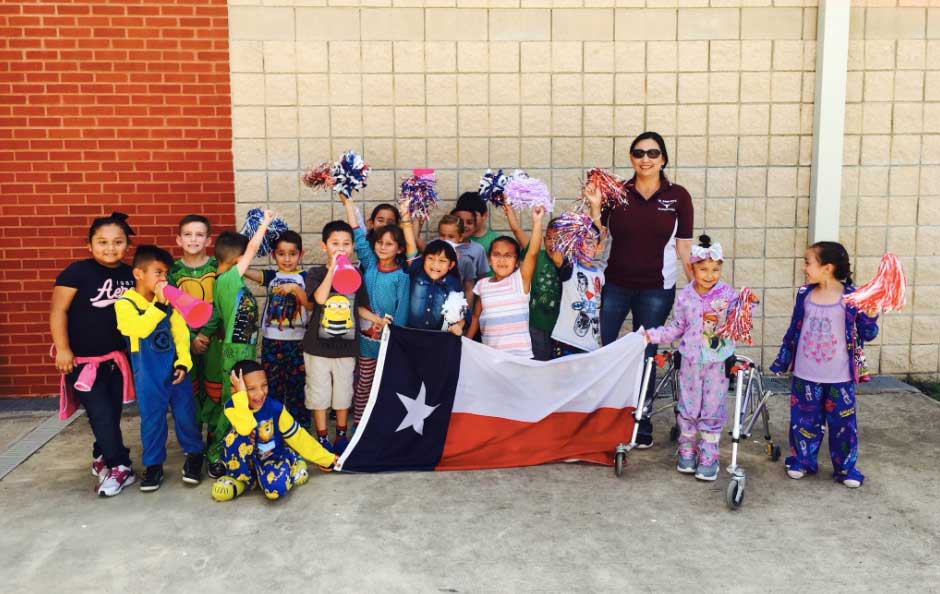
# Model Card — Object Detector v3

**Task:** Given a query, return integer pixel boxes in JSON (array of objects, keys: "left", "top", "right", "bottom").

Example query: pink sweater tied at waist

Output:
[{"left": 51, "top": 346, "right": 135, "bottom": 420}]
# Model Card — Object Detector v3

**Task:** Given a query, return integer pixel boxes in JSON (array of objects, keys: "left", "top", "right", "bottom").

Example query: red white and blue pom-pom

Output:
[
  {"left": 301, "top": 161, "right": 334, "bottom": 191},
  {"left": 400, "top": 171, "right": 439, "bottom": 222},
  {"left": 582, "top": 168, "right": 628, "bottom": 209},
  {"left": 550, "top": 210, "right": 596, "bottom": 263},
  {"left": 240, "top": 208, "right": 289, "bottom": 257},
  {"left": 716, "top": 287, "right": 755, "bottom": 345},
  {"left": 330, "top": 150, "right": 370, "bottom": 198},
  {"left": 504, "top": 171, "right": 555, "bottom": 212},
  {"left": 479, "top": 169, "right": 509, "bottom": 206}
]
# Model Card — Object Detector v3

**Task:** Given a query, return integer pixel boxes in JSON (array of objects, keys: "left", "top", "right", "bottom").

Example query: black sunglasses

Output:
[{"left": 630, "top": 148, "right": 662, "bottom": 159}]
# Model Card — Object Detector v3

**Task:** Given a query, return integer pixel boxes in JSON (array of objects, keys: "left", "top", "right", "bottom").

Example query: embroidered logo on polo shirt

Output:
[{"left": 657, "top": 199, "right": 677, "bottom": 212}]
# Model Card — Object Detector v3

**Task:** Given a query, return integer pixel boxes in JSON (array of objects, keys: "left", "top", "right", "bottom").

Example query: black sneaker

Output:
[
  {"left": 207, "top": 461, "right": 226, "bottom": 480},
  {"left": 635, "top": 434, "right": 654, "bottom": 449},
  {"left": 140, "top": 465, "right": 164, "bottom": 492},
  {"left": 182, "top": 453, "right": 203, "bottom": 485}
]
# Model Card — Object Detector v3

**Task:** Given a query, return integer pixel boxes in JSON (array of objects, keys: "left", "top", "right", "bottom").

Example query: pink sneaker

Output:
[
  {"left": 91, "top": 455, "right": 107, "bottom": 479},
  {"left": 98, "top": 465, "right": 135, "bottom": 497}
]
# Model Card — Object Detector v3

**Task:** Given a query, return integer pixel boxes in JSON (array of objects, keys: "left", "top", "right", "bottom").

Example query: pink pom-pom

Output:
[
  {"left": 716, "top": 287, "right": 755, "bottom": 345},
  {"left": 582, "top": 168, "right": 628, "bottom": 209},
  {"left": 843, "top": 252, "right": 907, "bottom": 313},
  {"left": 504, "top": 174, "right": 554, "bottom": 212},
  {"left": 302, "top": 161, "right": 334, "bottom": 191}
]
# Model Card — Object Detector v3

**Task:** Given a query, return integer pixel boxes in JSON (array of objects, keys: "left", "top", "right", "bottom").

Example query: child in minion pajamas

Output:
[{"left": 211, "top": 360, "right": 337, "bottom": 502}]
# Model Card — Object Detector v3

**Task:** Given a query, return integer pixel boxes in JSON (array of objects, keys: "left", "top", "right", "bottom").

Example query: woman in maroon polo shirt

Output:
[{"left": 588, "top": 131, "right": 694, "bottom": 448}]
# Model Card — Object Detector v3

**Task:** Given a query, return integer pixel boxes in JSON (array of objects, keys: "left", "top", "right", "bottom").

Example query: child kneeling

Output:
[{"left": 211, "top": 360, "right": 337, "bottom": 502}]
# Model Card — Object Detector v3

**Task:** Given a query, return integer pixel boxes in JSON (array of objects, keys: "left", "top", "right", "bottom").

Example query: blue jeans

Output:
[{"left": 600, "top": 283, "right": 676, "bottom": 438}]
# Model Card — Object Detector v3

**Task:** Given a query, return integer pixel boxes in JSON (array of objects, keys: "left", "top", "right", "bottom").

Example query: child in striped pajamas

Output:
[
  {"left": 341, "top": 197, "right": 410, "bottom": 426},
  {"left": 468, "top": 206, "right": 545, "bottom": 359}
]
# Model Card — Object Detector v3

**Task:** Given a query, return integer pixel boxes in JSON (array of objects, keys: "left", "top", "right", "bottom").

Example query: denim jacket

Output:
[
  {"left": 770, "top": 283, "right": 879, "bottom": 384},
  {"left": 406, "top": 257, "right": 467, "bottom": 330}
]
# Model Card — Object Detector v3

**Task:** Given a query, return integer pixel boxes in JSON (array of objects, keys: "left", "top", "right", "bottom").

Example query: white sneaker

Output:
[
  {"left": 98, "top": 465, "right": 135, "bottom": 497},
  {"left": 843, "top": 479, "right": 861, "bottom": 488},
  {"left": 91, "top": 455, "right": 107, "bottom": 479},
  {"left": 787, "top": 469, "right": 805, "bottom": 480}
]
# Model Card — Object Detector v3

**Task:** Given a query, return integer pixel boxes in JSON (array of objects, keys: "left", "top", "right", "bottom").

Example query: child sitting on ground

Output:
[
  {"left": 770, "top": 241, "right": 879, "bottom": 489},
  {"left": 115, "top": 245, "right": 204, "bottom": 492},
  {"left": 467, "top": 206, "right": 545, "bottom": 358},
  {"left": 210, "top": 360, "right": 336, "bottom": 502},
  {"left": 642, "top": 235, "right": 758, "bottom": 482}
]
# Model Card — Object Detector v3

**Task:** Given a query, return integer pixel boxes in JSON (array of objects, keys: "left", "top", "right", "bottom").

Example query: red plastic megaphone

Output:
[
  {"left": 332, "top": 253, "right": 361, "bottom": 294},
  {"left": 163, "top": 285, "right": 213, "bottom": 329}
]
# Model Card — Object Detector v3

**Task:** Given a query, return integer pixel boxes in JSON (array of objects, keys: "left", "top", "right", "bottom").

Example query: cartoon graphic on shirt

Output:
[
  {"left": 265, "top": 278, "right": 302, "bottom": 331},
  {"left": 319, "top": 294, "right": 354, "bottom": 339},
  {"left": 702, "top": 297, "right": 731, "bottom": 357},
  {"left": 802, "top": 312, "right": 838, "bottom": 364},
  {"left": 571, "top": 271, "right": 601, "bottom": 338},
  {"left": 176, "top": 271, "right": 215, "bottom": 302},
  {"left": 231, "top": 288, "right": 258, "bottom": 345},
  {"left": 256, "top": 418, "right": 276, "bottom": 460}
]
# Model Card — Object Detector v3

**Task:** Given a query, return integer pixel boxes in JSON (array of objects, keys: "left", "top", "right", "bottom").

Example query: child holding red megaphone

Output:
[{"left": 162, "top": 284, "right": 213, "bottom": 329}]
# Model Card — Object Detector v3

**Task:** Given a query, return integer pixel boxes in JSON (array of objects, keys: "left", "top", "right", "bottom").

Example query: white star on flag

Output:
[{"left": 395, "top": 383, "right": 438, "bottom": 435}]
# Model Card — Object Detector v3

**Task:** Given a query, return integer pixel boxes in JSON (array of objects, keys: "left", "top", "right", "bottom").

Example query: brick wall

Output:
[{"left": 0, "top": 0, "right": 236, "bottom": 398}]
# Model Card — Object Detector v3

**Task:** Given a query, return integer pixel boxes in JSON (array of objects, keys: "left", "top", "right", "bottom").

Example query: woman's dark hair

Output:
[
  {"left": 88, "top": 212, "right": 135, "bottom": 243},
  {"left": 810, "top": 241, "right": 853, "bottom": 285},
  {"left": 489, "top": 235, "right": 521, "bottom": 260},
  {"left": 629, "top": 131, "right": 669, "bottom": 170},
  {"left": 422, "top": 239, "right": 462, "bottom": 282},
  {"left": 370, "top": 224, "right": 407, "bottom": 268},
  {"left": 698, "top": 234, "right": 711, "bottom": 248}
]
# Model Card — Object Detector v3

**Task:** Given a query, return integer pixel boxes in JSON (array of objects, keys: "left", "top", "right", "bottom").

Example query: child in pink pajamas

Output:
[{"left": 643, "top": 235, "right": 756, "bottom": 481}]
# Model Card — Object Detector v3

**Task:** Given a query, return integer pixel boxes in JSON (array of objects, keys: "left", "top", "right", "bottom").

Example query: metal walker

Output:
[{"left": 614, "top": 352, "right": 780, "bottom": 510}]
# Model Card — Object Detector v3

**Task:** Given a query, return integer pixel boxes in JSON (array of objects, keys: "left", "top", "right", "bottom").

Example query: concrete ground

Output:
[{"left": 1, "top": 388, "right": 938, "bottom": 594}]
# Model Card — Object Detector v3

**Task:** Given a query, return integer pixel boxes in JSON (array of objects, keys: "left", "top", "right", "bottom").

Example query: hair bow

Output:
[{"left": 689, "top": 243, "right": 723, "bottom": 263}]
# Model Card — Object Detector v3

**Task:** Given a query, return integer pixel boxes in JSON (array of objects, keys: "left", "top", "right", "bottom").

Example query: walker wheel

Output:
[
  {"left": 769, "top": 444, "right": 781, "bottom": 462},
  {"left": 614, "top": 451, "right": 625, "bottom": 477},
  {"left": 726, "top": 480, "right": 745, "bottom": 510},
  {"left": 669, "top": 425, "right": 679, "bottom": 442}
]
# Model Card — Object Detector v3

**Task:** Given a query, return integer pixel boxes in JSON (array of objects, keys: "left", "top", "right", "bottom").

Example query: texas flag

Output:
[{"left": 336, "top": 326, "right": 646, "bottom": 472}]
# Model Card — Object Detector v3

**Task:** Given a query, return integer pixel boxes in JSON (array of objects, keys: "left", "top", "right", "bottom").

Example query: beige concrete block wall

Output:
[
  {"left": 841, "top": 2, "right": 940, "bottom": 380},
  {"left": 227, "top": 0, "right": 940, "bottom": 379}
]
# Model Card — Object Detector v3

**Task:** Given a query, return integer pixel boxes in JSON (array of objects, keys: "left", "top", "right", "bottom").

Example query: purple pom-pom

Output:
[{"left": 504, "top": 172, "right": 554, "bottom": 212}]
